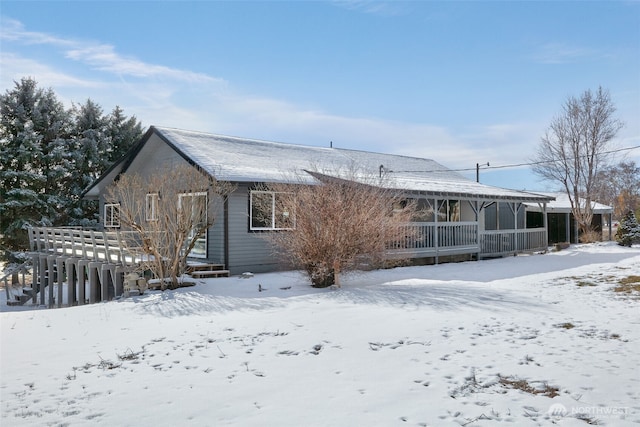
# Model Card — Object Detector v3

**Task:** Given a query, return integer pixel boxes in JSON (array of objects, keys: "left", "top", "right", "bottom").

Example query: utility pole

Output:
[{"left": 476, "top": 162, "right": 489, "bottom": 182}]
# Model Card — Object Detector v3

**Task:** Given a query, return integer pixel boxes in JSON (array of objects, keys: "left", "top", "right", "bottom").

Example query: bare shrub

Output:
[
  {"left": 579, "top": 230, "right": 601, "bottom": 243},
  {"left": 106, "top": 163, "right": 234, "bottom": 289},
  {"left": 257, "top": 166, "right": 418, "bottom": 287}
]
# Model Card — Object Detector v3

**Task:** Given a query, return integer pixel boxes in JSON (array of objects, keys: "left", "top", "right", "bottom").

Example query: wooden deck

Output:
[{"left": 24, "top": 227, "right": 230, "bottom": 308}]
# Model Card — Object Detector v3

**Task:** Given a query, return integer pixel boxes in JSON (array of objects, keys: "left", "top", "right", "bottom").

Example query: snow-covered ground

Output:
[{"left": 1, "top": 243, "right": 639, "bottom": 426}]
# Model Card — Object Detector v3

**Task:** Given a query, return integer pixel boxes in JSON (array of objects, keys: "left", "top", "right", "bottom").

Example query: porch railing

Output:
[
  {"left": 479, "top": 228, "right": 547, "bottom": 257},
  {"left": 389, "top": 222, "right": 479, "bottom": 257},
  {"left": 389, "top": 223, "right": 548, "bottom": 259},
  {"left": 28, "top": 227, "right": 142, "bottom": 266},
  {"left": 24, "top": 227, "right": 147, "bottom": 308}
]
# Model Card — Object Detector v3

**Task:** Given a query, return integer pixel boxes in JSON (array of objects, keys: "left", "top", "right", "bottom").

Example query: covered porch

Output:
[
  {"left": 524, "top": 192, "right": 614, "bottom": 244},
  {"left": 390, "top": 222, "right": 547, "bottom": 261},
  {"left": 387, "top": 195, "right": 551, "bottom": 261}
]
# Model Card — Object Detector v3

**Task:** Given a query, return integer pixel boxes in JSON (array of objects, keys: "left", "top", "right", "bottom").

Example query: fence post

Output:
[
  {"left": 56, "top": 256, "right": 65, "bottom": 308},
  {"left": 46, "top": 255, "right": 56, "bottom": 308},
  {"left": 101, "top": 264, "right": 115, "bottom": 301},
  {"left": 78, "top": 260, "right": 89, "bottom": 305},
  {"left": 38, "top": 255, "right": 46, "bottom": 306},
  {"left": 89, "top": 262, "right": 101, "bottom": 304},
  {"left": 65, "top": 257, "right": 77, "bottom": 306}
]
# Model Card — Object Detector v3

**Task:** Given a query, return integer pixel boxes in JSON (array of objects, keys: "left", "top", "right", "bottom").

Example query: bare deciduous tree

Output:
[
  {"left": 105, "top": 163, "right": 234, "bottom": 289},
  {"left": 256, "top": 167, "right": 418, "bottom": 288},
  {"left": 532, "top": 87, "right": 624, "bottom": 241},
  {"left": 592, "top": 161, "right": 640, "bottom": 220}
]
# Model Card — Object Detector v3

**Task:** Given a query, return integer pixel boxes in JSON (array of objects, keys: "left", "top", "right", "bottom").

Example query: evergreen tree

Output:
[
  {"left": 107, "top": 105, "right": 144, "bottom": 163},
  {"left": 0, "top": 77, "right": 71, "bottom": 253},
  {"left": 0, "top": 78, "right": 145, "bottom": 257},
  {"left": 65, "top": 99, "right": 110, "bottom": 226},
  {"left": 615, "top": 211, "right": 640, "bottom": 247},
  {"left": 65, "top": 102, "right": 144, "bottom": 226}
]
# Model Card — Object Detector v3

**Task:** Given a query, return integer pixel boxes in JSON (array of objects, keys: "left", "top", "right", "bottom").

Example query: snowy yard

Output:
[{"left": 1, "top": 243, "right": 640, "bottom": 426}]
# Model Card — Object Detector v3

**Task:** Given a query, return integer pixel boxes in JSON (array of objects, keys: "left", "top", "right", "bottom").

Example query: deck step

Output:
[
  {"left": 7, "top": 293, "right": 32, "bottom": 306},
  {"left": 186, "top": 263, "right": 226, "bottom": 273},
  {"left": 189, "top": 269, "right": 230, "bottom": 278}
]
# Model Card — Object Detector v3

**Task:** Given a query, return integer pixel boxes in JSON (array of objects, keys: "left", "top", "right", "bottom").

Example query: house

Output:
[
  {"left": 524, "top": 192, "right": 614, "bottom": 244},
  {"left": 82, "top": 126, "right": 554, "bottom": 275}
]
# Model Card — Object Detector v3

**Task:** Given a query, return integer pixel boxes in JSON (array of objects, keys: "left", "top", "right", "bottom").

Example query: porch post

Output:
[
  {"left": 543, "top": 202, "right": 548, "bottom": 247},
  {"left": 224, "top": 194, "right": 230, "bottom": 272},
  {"left": 434, "top": 198, "right": 439, "bottom": 264},
  {"left": 475, "top": 200, "right": 480, "bottom": 259},
  {"left": 513, "top": 202, "right": 519, "bottom": 252}
]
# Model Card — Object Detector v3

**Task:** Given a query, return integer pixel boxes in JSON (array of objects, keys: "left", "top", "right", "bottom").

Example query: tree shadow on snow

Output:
[
  {"left": 130, "top": 290, "right": 287, "bottom": 317},
  {"left": 317, "top": 282, "right": 545, "bottom": 312}
]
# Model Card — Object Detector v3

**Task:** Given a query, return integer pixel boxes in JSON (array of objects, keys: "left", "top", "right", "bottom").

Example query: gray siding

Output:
[
  {"left": 205, "top": 199, "right": 225, "bottom": 265},
  {"left": 98, "top": 136, "right": 191, "bottom": 229},
  {"left": 226, "top": 184, "right": 281, "bottom": 274},
  {"left": 88, "top": 128, "right": 555, "bottom": 277},
  {"left": 499, "top": 202, "right": 516, "bottom": 229}
]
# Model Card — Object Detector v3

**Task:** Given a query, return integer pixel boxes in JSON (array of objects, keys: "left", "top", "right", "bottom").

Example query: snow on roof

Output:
[
  {"left": 154, "top": 126, "right": 552, "bottom": 201},
  {"left": 524, "top": 192, "right": 613, "bottom": 213}
]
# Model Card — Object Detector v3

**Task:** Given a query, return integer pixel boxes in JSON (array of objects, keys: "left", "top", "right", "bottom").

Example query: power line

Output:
[{"left": 390, "top": 145, "right": 640, "bottom": 175}]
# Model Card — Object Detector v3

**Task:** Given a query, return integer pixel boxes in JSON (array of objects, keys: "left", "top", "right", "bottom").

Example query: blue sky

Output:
[{"left": 1, "top": 1, "right": 639, "bottom": 191}]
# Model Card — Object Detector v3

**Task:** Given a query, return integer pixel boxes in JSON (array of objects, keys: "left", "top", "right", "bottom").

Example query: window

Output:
[
  {"left": 412, "top": 198, "right": 435, "bottom": 222},
  {"left": 146, "top": 193, "right": 158, "bottom": 221},
  {"left": 250, "top": 190, "right": 294, "bottom": 230},
  {"left": 484, "top": 202, "right": 525, "bottom": 230},
  {"left": 104, "top": 203, "right": 120, "bottom": 228},
  {"left": 437, "top": 200, "right": 460, "bottom": 222},
  {"left": 178, "top": 192, "right": 207, "bottom": 258}
]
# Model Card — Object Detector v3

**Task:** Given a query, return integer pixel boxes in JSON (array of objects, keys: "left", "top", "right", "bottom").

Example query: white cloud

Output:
[
  {"left": 1, "top": 17, "right": 225, "bottom": 85},
  {"left": 65, "top": 45, "right": 222, "bottom": 84},
  {"left": 0, "top": 17, "right": 544, "bottom": 175},
  {"left": 0, "top": 17, "right": 75, "bottom": 47},
  {"left": 0, "top": 52, "right": 102, "bottom": 90}
]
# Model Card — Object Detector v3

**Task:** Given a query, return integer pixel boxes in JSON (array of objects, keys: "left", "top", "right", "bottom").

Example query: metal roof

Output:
[
  {"left": 84, "top": 126, "right": 554, "bottom": 203},
  {"left": 155, "top": 126, "right": 552, "bottom": 202}
]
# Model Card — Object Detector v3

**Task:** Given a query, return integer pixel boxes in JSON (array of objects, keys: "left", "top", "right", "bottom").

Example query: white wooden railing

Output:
[
  {"left": 479, "top": 228, "right": 547, "bottom": 257},
  {"left": 389, "top": 222, "right": 479, "bottom": 257},
  {"left": 389, "top": 223, "right": 548, "bottom": 259},
  {"left": 28, "top": 227, "right": 142, "bottom": 266},
  {"left": 24, "top": 227, "right": 149, "bottom": 307}
]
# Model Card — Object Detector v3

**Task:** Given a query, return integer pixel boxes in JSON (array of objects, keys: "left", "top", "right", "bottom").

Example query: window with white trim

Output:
[
  {"left": 104, "top": 203, "right": 120, "bottom": 228},
  {"left": 178, "top": 192, "right": 207, "bottom": 258},
  {"left": 146, "top": 193, "right": 158, "bottom": 221},
  {"left": 250, "top": 190, "right": 294, "bottom": 230}
]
